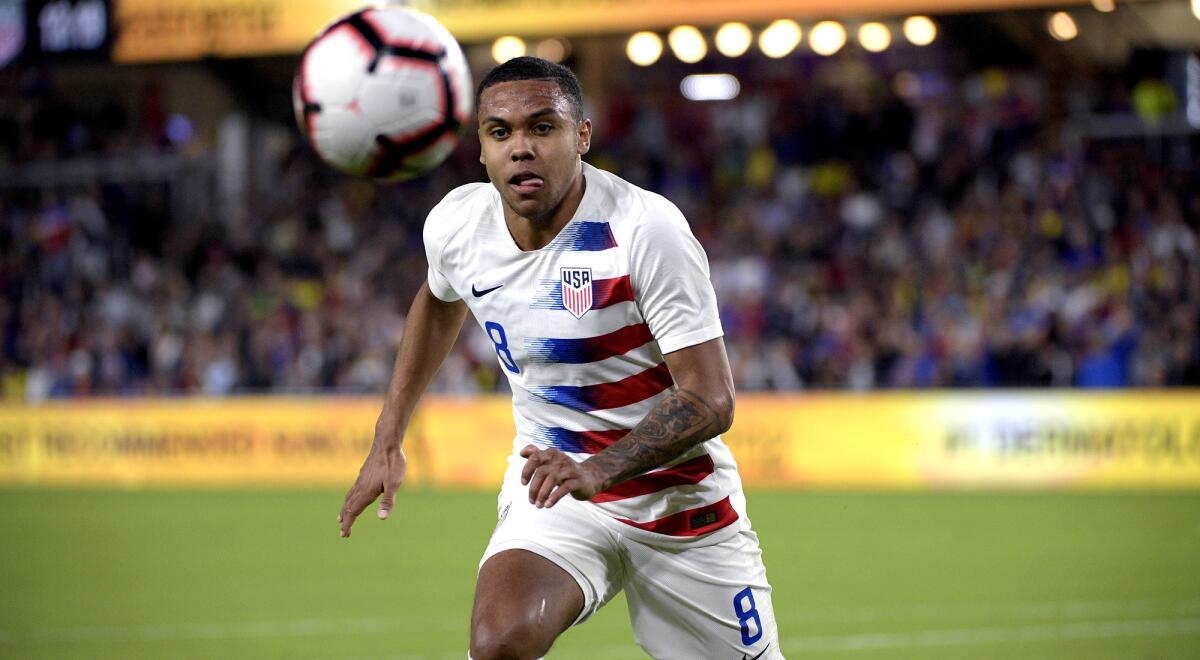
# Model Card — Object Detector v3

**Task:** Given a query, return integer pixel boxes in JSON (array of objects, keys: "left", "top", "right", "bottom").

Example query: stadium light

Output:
[
  {"left": 626, "top": 32, "right": 663, "bottom": 66},
  {"left": 903, "top": 16, "right": 937, "bottom": 46},
  {"left": 1192, "top": 0, "right": 1199, "bottom": 21},
  {"left": 810, "top": 21, "right": 847, "bottom": 56},
  {"left": 1091, "top": 0, "right": 1116, "bottom": 12},
  {"left": 715, "top": 22, "right": 753, "bottom": 57},
  {"left": 1048, "top": 12, "right": 1078, "bottom": 41},
  {"left": 668, "top": 25, "right": 707, "bottom": 63},
  {"left": 680, "top": 73, "right": 741, "bottom": 101},
  {"left": 535, "top": 38, "right": 570, "bottom": 63},
  {"left": 758, "top": 19, "right": 802, "bottom": 58},
  {"left": 857, "top": 22, "right": 892, "bottom": 53},
  {"left": 491, "top": 36, "right": 526, "bottom": 63}
]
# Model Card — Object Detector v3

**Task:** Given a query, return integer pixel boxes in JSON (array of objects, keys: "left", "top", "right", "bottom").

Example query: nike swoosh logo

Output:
[
  {"left": 741, "top": 643, "right": 769, "bottom": 660},
  {"left": 472, "top": 283, "right": 504, "bottom": 297}
]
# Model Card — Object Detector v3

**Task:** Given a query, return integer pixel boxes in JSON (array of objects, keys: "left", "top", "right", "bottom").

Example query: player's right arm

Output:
[{"left": 338, "top": 281, "right": 467, "bottom": 538}]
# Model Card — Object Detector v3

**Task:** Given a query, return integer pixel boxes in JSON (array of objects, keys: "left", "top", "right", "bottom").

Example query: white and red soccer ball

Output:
[{"left": 293, "top": 6, "right": 473, "bottom": 181}]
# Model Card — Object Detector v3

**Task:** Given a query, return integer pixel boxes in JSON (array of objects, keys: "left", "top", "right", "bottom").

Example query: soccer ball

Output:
[{"left": 293, "top": 6, "right": 473, "bottom": 181}]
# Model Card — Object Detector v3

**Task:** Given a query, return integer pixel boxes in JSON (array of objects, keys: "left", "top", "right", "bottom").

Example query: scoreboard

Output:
[{"left": 0, "top": 0, "right": 113, "bottom": 66}]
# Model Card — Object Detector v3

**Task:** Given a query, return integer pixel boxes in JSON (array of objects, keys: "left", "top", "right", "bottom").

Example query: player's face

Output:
[{"left": 477, "top": 80, "right": 591, "bottom": 224}]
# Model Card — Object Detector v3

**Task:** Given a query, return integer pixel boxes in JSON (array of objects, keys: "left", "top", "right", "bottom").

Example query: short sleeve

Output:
[
  {"left": 628, "top": 198, "right": 724, "bottom": 354},
  {"left": 422, "top": 204, "right": 462, "bottom": 302}
]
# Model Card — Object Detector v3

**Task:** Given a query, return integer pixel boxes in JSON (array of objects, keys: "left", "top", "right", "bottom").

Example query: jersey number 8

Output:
[{"left": 485, "top": 321, "right": 521, "bottom": 374}]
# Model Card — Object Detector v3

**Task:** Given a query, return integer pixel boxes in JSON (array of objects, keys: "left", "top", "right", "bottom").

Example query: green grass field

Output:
[{"left": 1, "top": 488, "right": 1198, "bottom": 659}]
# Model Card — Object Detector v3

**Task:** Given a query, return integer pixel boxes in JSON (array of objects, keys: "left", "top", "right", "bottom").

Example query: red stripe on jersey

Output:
[
  {"left": 529, "top": 362, "right": 673, "bottom": 412},
  {"left": 525, "top": 322, "right": 654, "bottom": 365},
  {"left": 584, "top": 361, "right": 674, "bottom": 410},
  {"left": 593, "top": 275, "right": 634, "bottom": 308},
  {"left": 574, "top": 428, "right": 630, "bottom": 453},
  {"left": 594, "top": 322, "right": 655, "bottom": 359},
  {"left": 614, "top": 496, "right": 739, "bottom": 537},
  {"left": 591, "top": 454, "right": 715, "bottom": 503}
]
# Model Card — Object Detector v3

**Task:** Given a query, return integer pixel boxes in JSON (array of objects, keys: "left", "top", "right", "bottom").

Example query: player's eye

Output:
[
  {"left": 488, "top": 127, "right": 509, "bottom": 139},
  {"left": 532, "top": 123, "right": 554, "bottom": 135}
]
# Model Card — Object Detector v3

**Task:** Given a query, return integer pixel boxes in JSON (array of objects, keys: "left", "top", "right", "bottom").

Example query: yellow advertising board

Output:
[
  {"left": 729, "top": 391, "right": 1200, "bottom": 489},
  {"left": 112, "top": 0, "right": 363, "bottom": 63},
  {"left": 113, "top": 0, "right": 1089, "bottom": 62},
  {"left": 1, "top": 392, "right": 1199, "bottom": 489},
  {"left": 0, "top": 396, "right": 516, "bottom": 487}
]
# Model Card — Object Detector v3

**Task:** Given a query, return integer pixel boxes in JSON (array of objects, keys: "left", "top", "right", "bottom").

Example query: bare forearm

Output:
[
  {"left": 582, "top": 388, "right": 730, "bottom": 492},
  {"left": 339, "top": 285, "right": 463, "bottom": 537},
  {"left": 377, "top": 283, "right": 467, "bottom": 438}
]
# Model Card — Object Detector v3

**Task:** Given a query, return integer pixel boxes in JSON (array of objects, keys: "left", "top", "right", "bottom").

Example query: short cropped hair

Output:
[{"left": 475, "top": 56, "right": 584, "bottom": 120}]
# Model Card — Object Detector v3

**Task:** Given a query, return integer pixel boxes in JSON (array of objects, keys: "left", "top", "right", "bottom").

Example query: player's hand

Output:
[
  {"left": 338, "top": 441, "right": 406, "bottom": 538},
  {"left": 519, "top": 444, "right": 605, "bottom": 509}
]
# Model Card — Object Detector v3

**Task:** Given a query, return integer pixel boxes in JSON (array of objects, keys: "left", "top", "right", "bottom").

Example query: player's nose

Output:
[{"left": 509, "top": 133, "right": 534, "bottom": 161}]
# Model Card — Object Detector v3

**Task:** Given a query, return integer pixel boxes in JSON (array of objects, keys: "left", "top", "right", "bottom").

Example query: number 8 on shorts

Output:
[{"left": 733, "top": 586, "right": 763, "bottom": 645}]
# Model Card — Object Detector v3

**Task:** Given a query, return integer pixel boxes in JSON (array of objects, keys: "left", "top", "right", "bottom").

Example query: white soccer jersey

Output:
[{"left": 423, "top": 162, "right": 746, "bottom": 544}]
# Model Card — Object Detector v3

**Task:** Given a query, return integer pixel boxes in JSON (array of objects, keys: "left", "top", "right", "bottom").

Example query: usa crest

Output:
[{"left": 560, "top": 267, "right": 594, "bottom": 319}]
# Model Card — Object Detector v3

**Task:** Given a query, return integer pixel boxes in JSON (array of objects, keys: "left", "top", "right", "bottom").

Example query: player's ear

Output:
[{"left": 576, "top": 118, "right": 592, "bottom": 155}]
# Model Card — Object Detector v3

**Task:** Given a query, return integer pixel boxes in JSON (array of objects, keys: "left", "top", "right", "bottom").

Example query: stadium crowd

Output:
[{"left": 1, "top": 59, "right": 1198, "bottom": 398}]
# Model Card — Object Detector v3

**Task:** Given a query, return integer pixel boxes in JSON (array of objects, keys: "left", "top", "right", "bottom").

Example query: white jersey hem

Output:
[{"left": 656, "top": 323, "right": 724, "bottom": 355}]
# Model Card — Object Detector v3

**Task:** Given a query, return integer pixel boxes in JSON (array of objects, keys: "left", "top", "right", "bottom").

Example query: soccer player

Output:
[{"left": 338, "top": 56, "right": 782, "bottom": 660}]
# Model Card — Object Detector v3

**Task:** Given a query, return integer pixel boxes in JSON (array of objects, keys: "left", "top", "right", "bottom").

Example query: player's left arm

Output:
[{"left": 520, "top": 337, "right": 734, "bottom": 508}]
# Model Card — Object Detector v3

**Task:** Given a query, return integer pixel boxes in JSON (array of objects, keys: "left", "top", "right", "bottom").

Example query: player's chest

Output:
[{"left": 456, "top": 245, "right": 631, "bottom": 323}]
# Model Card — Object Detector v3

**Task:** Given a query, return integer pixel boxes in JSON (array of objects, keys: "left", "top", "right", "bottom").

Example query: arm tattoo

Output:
[{"left": 584, "top": 388, "right": 726, "bottom": 492}]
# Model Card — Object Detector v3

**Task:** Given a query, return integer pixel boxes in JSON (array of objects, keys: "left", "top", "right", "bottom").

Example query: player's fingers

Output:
[
  {"left": 534, "top": 466, "right": 562, "bottom": 507},
  {"left": 519, "top": 444, "right": 538, "bottom": 458},
  {"left": 521, "top": 449, "right": 543, "bottom": 485},
  {"left": 341, "top": 485, "right": 366, "bottom": 516},
  {"left": 338, "top": 481, "right": 362, "bottom": 522},
  {"left": 339, "top": 485, "right": 375, "bottom": 537},
  {"left": 378, "top": 483, "right": 397, "bottom": 520},
  {"left": 339, "top": 500, "right": 358, "bottom": 534},
  {"left": 544, "top": 477, "right": 577, "bottom": 508},
  {"left": 339, "top": 509, "right": 358, "bottom": 537},
  {"left": 337, "top": 489, "right": 355, "bottom": 524},
  {"left": 526, "top": 467, "right": 548, "bottom": 505}
]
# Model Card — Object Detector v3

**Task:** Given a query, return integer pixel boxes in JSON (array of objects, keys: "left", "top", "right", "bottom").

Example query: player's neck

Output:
[{"left": 504, "top": 171, "right": 586, "bottom": 251}]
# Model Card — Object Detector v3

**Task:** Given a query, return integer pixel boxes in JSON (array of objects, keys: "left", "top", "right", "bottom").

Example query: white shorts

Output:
[{"left": 480, "top": 456, "right": 783, "bottom": 660}]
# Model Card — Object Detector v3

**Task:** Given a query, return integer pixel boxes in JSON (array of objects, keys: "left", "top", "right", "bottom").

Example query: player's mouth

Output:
[{"left": 508, "top": 172, "right": 544, "bottom": 195}]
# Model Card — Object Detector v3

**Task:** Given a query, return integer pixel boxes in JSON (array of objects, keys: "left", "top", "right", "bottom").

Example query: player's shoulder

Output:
[
  {"left": 427, "top": 181, "right": 495, "bottom": 224},
  {"left": 423, "top": 181, "right": 497, "bottom": 249},
  {"left": 583, "top": 163, "right": 689, "bottom": 244}
]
